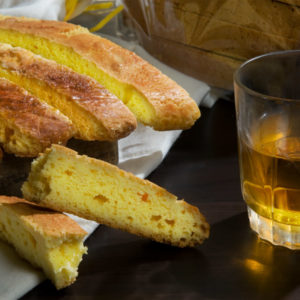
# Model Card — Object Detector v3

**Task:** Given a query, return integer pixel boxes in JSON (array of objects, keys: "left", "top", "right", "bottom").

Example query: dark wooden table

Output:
[{"left": 22, "top": 99, "right": 300, "bottom": 300}]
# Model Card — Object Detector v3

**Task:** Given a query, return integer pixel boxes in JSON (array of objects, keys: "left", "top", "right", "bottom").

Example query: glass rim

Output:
[{"left": 234, "top": 49, "right": 300, "bottom": 103}]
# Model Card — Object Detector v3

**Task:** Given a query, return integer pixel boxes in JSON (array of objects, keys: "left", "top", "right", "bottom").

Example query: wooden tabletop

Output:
[{"left": 21, "top": 99, "right": 300, "bottom": 300}]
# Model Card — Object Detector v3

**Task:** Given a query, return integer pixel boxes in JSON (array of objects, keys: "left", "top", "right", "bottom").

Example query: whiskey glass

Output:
[{"left": 234, "top": 50, "right": 300, "bottom": 249}]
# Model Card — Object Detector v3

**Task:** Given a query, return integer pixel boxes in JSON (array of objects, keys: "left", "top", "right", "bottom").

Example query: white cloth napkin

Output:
[
  {"left": 0, "top": 0, "right": 66, "bottom": 20},
  {"left": 0, "top": 2, "right": 212, "bottom": 299}
]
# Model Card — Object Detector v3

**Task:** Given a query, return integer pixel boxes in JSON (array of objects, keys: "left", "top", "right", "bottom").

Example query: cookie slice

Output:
[
  {"left": 0, "top": 195, "right": 87, "bottom": 289},
  {"left": 22, "top": 145, "right": 209, "bottom": 247},
  {"left": 0, "top": 77, "right": 73, "bottom": 157}
]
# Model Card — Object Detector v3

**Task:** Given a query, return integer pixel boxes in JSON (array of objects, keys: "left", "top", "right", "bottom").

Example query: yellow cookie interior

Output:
[
  {"left": 0, "top": 205, "right": 87, "bottom": 289},
  {"left": 0, "top": 65, "right": 110, "bottom": 141},
  {"left": 22, "top": 145, "right": 207, "bottom": 247},
  {"left": 0, "top": 28, "right": 156, "bottom": 126}
]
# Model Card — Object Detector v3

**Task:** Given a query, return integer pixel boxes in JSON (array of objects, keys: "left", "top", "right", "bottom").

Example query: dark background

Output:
[{"left": 22, "top": 99, "right": 300, "bottom": 300}]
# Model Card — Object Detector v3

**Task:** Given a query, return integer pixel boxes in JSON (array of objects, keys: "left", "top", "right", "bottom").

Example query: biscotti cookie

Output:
[
  {"left": 0, "top": 77, "right": 73, "bottom": 157},
  {"left": 22, "top": 145, "right": 209, "bottom": 247},
  {"left": 0, "top": 42, "right": 136, "bottom": 141},
  {"left": 0, "top": 195, "right": 87, "bottom": 289},
  {"left": 0, "top": 14, "right": 200, "bottom": 130}
]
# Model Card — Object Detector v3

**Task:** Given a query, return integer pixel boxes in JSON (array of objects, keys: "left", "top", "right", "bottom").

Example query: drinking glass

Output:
[{"left": 234, "top": 50, "right": 300, "bottom": 249}]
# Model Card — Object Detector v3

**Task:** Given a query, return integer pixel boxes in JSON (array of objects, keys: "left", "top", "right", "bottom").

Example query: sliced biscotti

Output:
[
  {"left": 0, "top": 77, "right": 73, "bottom": 157},
  {"left": 22, "top": 145, "right": 209, "bottom": 247},
  {"left": 0, "top": 42, "right": 136, "bottom": 141},
  {"left": 0, "top": 15, "right": 200, "bottom": 130},
  {"left": 0, "top": 195, "right": 87, "bottom": 289}
]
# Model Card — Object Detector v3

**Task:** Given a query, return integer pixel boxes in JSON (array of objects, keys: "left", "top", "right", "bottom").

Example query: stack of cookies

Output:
[
  {"left": 0, "top": 15, "right": 207, "bottom": 290},
  {"left": 0, "top": 14, "right": 200, "bottom": 157}
]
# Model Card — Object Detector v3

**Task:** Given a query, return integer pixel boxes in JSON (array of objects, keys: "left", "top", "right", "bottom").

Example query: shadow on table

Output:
[
  {"left": 197, "top": 213, "right": 300, "bottom": 300},
  {"left": 22, "top": 213, "right": 300, "bottom": 300}
]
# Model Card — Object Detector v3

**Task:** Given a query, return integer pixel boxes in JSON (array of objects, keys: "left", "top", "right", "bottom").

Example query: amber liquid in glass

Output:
[{"left": 240, "top": 132, "right": 300, "bottom": 226}]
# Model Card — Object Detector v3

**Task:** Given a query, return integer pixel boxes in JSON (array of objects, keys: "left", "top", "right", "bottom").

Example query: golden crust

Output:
[
  {"left": 0, "top": 77, "right": 73, "bottom": 156},
  {"left": 0, "top": 42, "right": 137, "bottom": 140},
  {"left": 0, "top": 15, "right": 200, "bottom": 130},
  {"left": 68, "top": 33, "right": 200, "bottom": 130},
  {"left": 0, "top": 195, "right": 87, "bottom": 239}
]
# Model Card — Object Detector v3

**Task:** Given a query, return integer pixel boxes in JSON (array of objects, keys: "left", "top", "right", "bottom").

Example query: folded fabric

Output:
[{"left": 0, "top": 0, "right": 65, "bottom": 20}]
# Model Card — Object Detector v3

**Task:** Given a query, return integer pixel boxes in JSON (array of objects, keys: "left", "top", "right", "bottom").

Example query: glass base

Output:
[{"left": 248, "top": 207, "right": 300, "bottom": 250}]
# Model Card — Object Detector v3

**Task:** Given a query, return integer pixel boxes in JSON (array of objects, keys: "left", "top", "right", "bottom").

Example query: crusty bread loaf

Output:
[
  {"left": 0, "top": 195, "right": 87, "bottom": 289},
  {"left": 189, "top": 16, "right": 298, "bottom": 61},
  {"left": 124, "top": 0, "right": 300, "bottom": 89},
  {"left": 22, "top": 144, "right": 209, "bottom": 247},
  {"left": 0, "top": 77, "right": 73, "bottom": 157},
  {"left": 147, "top": 0, "right": 300, "bottom": 41},
  {"left": 0, "top": 14, "right": 200, "bottom": 130},
  {"left": 0, "top": 42, "right": 136, "bottom": 141}
]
